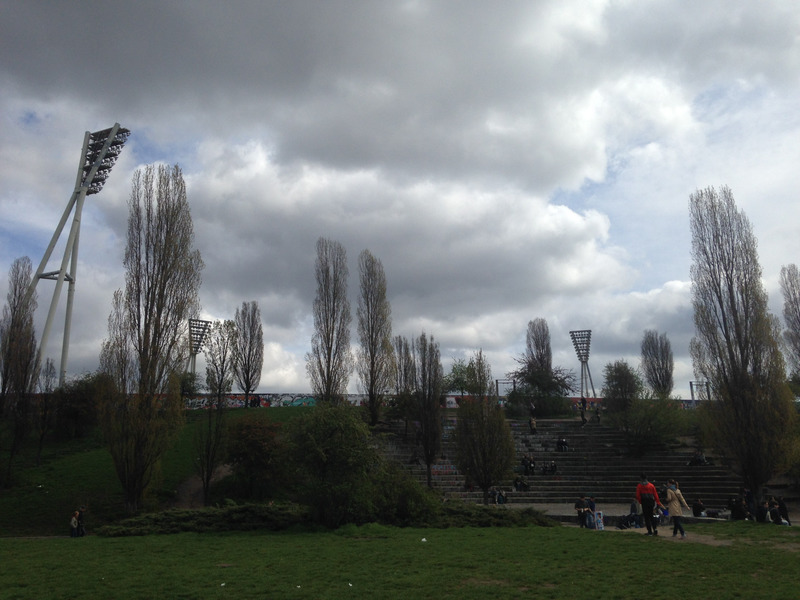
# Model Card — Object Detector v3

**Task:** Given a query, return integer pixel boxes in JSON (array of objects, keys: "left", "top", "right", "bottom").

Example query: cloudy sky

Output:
[{"left": 2, "top": 1, "right": 800, "bottom": 397}]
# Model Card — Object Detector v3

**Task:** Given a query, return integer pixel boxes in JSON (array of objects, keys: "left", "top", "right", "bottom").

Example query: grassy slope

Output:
[{"left": 0, "top": 408, "right": 308, "bottom": 536}]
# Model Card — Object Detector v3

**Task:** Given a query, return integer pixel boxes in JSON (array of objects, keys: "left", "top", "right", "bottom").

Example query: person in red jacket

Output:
[{"left": 636, "top": 474, "right": 665, "bottom": 536}]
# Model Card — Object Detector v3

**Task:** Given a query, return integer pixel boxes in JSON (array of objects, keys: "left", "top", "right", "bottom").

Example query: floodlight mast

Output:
[
  {"left": 25, "top": 124, "right": 130, "bottom": 387},
  {"left": 690, "top": 380, "right": 711, "bottom": 403},
  {"left": 569, "top": 329, "right": 597, "bottom": 399}
]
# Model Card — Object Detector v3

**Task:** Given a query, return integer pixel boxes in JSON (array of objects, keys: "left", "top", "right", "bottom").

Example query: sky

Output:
[{"left": 2, "top": 1, "right": 800, "bottom": 398}]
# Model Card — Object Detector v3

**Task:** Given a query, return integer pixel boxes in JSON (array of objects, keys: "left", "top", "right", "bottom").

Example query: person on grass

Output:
[
  {"left": 666, "top": 479, "right": 690, "bottom": 539},
  {"left": 636, "top": 474, "right": 665, "bottom": 536}
]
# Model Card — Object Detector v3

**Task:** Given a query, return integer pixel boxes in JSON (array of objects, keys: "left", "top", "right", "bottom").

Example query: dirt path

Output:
[{"left": 173, "top": 465, "right": 232, "bottom": 508}]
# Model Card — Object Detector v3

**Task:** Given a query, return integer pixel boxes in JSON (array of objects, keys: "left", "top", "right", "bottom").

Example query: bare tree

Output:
[
  {"left": 234, "top": 300, "right": 263, "bottom": 408},
  {"left": 392, "top": 334, "right": 416, "bottom": 437},
  {"left": 525, "top": 318, "right": 552, "bottom": 372},
  {"left": 414, "top": 331, "right": 443, "bottom": 488},
  {"left": 454, "top": 349, "right": 515, "bottom": 504},
  {"left": 779, "top": 264, "right": 800, "bottom": 374},
  {"left": 640, "top": 330, "right": 674, "bottom": 398},
  {"left": 0, "top": 257, "right": 39, "bottom": 484},
  {"left": 34, "top": 357, "right": 57, "bottom": 466},
  {"left": 196, "top": 319, "right": 236, "bottom": 505},
  {"left": 306, "top": 238, "right": 352, "bottom": 404},
  {"left": 601, "top": 359, "right": 642, "bottom": 412},
  {"left": 98, "top": 164, "right": 203, "bottom": 512},
  {"left": 1, "top": 257, "right": 38, "bottom": 401},
  {"left": 689, "top": 185, "right": 795, "bottom": 493},
  {"left": 508, "top": 318, "right": 574, "bottom": 411},
  {"left": 356, "top": 250, "right": 394, "bottom": 425},
  {"left": 393, "top": 335, "right": 416, "bottom": 399}
]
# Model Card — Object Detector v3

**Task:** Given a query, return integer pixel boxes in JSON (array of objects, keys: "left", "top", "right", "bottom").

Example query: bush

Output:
[
  {"left": 504, "top": 390, "right": 571, "bottom": 419},
  {"left": 96, "top": 502, "right": 313, "bottom": 536},
  {"left": 53, "top": 373, "right": 100, "bottom": 440},
  {"left": 226, "top": 413, "right": 287, "bottom": 500},
  {"left": 609, "top": 396, "right": 683, "bottom": 456},
  {"left": 371, "top": 463, "right": 440, "bottom": 526},
  {"left": 286, "top": 404, "right": 384, "bottom": 527},
  {"left": 95, "top": 498, "right": 556, "bottom": 536}
]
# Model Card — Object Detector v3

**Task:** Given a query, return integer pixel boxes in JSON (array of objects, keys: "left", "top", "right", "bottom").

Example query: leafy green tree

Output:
[
  {"left": 689, "top": 185, "right": 796, "bottom": 493},
  {"left": 54, "top": 372, "right": 99, "bottom": 440},
  {"left": 618, "top": 394, "right": 683, "bottom": 456},
  {"left": 443, "top": 357, "right": 471, "bottom": 396},
  {"left": 287, "top": 404, "right": 382, "bottom": 527},
  {"left": 601, "top": 359, "right": 642, "bottom": 413},
  {"left": 227, "top": 414, "right": 285, "bottom": 499},
  {"left": 455, "top": 350, "right": 515, "bottom": 504}
]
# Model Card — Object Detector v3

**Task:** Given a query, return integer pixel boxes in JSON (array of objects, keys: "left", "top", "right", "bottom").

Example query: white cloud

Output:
[{"left": 1, "top": 0, "right": 800, "bottom": 399}]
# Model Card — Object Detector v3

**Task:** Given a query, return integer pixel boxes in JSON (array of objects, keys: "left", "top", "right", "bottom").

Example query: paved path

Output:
[{"left": 510, "top": 503, "right": 631, "bottom": 518}]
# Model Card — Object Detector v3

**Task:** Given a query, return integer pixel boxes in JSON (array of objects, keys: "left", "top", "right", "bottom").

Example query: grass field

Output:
[
  {"left": 2, "top": 407, "right": 799, "bottom": 599},
  {"left": 2, "top": 521, "right": 800, "bottom": 599}
]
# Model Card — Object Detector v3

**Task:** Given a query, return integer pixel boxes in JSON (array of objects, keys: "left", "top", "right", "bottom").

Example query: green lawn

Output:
[
  {"left": 2, "top": 522, "right": 799, "bottom": 599},
  {"left": 2, "top": 408, "right": 800, "bottom": 598}
]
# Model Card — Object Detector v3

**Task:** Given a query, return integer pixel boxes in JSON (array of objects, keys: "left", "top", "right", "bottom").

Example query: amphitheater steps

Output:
[{"left": 379, "top": 417, "right": 747, "bottom": 511}]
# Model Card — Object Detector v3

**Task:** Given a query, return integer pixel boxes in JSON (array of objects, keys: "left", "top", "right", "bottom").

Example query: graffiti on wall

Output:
[
  {"left": 185, "top": 394, "right": 504, "bottom": 409},
  {"left": 185, "top": 393, "right": 317, "bottom": 409}
]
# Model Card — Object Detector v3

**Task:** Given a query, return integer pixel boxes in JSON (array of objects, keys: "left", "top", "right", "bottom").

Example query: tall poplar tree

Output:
[
  {"left": 640, "top": 329, "right": 674, "bottom": 398},
  {"left": 0, "top": 257, "right": 39, "bottom": 483},
  {"left": 414, "top": 331, "right": 443, "bottom": 488},
  {"left": 306, "top": 238, "right": 352, "bottom": 405},
  {"left": 455, "top": 349, "right": 514, "bottom": 504},
  {"left": 689, "top": 185, "right": 795, "bottom": 493},
  {"left": 98, "top": 164, "right": 203, "bottom": 512},
  {"left": 356, "top": 249, "right": 393, "bottom": 425},
  {"left": 234, "top": 300, "right": 263, "bottom": 408}
]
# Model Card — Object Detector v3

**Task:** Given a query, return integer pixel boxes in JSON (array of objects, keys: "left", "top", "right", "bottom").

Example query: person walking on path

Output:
[
  {"left": 636, "top": 473, "right": 665, "bottom": 536},
  {"left": 665, "top": 479, "right": 690, "bottom": 538}
]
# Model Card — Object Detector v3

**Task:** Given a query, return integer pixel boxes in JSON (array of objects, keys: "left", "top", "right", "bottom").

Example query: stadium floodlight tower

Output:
[
  {"left": 188, "top": 318, "right": 212, "bottom": 375},
  {"left": 569, "top": 329, "right": 596, "bottom": 399},
  {"left": 25, "top": 124, "right": 131, "bottom": 387}
]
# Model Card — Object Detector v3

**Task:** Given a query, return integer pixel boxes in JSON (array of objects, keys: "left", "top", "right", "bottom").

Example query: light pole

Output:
[{"left": 25, "top": 124, "right": 130, "bottom": 387}]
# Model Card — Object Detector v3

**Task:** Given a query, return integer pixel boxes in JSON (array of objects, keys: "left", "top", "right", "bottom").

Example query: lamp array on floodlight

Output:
[
  {"left": 26, "top": 123, "right": 130, "bottom": 387},
  {"left": 188, "top": 318, "right": 212, "bottom": 375},
  {"left": 569, "top": 329, "right": 596, "bottom": 399}
]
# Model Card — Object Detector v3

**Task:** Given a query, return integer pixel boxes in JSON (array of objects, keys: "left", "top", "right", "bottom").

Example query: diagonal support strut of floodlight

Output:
[
  {"left": 25, "top": 123, "right": 130, "bottom": 387},
  {"left": 569, "top": 329, "right": 597, "bottom": 399}
]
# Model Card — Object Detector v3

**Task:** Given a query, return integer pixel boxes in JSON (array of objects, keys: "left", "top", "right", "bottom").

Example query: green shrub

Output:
[
  {"left": 96, "top": 502, "right": 313, "bottom": 536},
  {"left": 609, "top": 396, "right": 683, "bottom": 456},
  {"left": 504, "top": 390, "right": 571, "bottom": 419}
]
